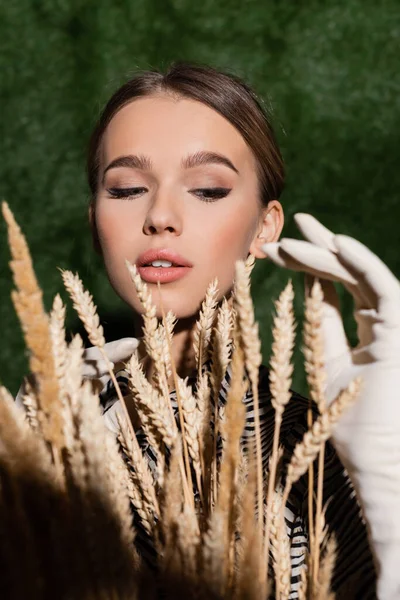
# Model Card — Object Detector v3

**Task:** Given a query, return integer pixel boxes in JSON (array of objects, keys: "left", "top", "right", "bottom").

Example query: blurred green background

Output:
[{"left": 1, "top": 0, "right": 400, "bottom": 396}]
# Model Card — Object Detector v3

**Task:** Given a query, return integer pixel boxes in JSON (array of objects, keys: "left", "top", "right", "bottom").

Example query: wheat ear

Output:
[
  {"left": 60, "top": 269, "right": 137, "bottom": 442},
  {"left": 210, "top": 297, "right": 234, "bottom": 504},
  {"left": 270, "top": 489, "right": 291, "bottom": 600},
  {"left": 125, "top": 261, "right": 171, "bottom": 402},
  {"left": 127, "top": 351, "right": 176, "bottom": 448},
  {"left": 117, "top": 412, "right": 160, "bottom": 534},
  {"left": 263, "top": 280, "right": 296, "bottom": 580},
  {"left": 303, "top": 278, "right": 327, "bottom": 585},
  {"left": 235, "top": 439, "right": 266, "bottom": 600},
  {"left": 20, "top": 378, "right": 39, "bottom": 432},
  {"left": 283, "top": 377, "right": 362, "bottom": 505},
  {"left": 315, "top": 534, "right": 337, "bottom": 600},
  {"left": 49, "top": 294, "right": 68, "bottom": 386},
  {"left": 193, "top": 277, "right": 219, "bottom": 374},
  {"left": 233, "top": 260, "right": 263, "bottom": 533},
  {"left": 206, "top": 338, "right": 248, "bottom": 596},
  {"left": 2, "top": 202, "right": 63, "bottom": 453}
]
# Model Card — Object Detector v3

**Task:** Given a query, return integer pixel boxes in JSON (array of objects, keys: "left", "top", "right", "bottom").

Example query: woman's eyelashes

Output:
[
  {"left": 107, "top": 187, "right": 147, "bottom": 199},
  {"left": 189, "top": 187, "right": 231, "bottom": 202},
  {"left": 106, "top": 187, "right": 232, "bottom": 203}
]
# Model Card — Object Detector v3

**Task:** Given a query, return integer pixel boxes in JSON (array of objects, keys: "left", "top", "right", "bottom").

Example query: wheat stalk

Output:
[
  {"left": 303, "top": 278, "right": 327, "bottom": 586},
  {"left": 2, "top": 202, "right": 63, "bottom": 453},
  {"left": 233, "top": 260, "right": 263, "bottom": 544},
  {"left": 207, "top": 338, "right": 248, "bottom": 596},
  {"left": 263, "top": 280, "right": 296, "bottom": 580}
]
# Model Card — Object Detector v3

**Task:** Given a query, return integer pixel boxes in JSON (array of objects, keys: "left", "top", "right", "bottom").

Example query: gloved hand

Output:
[
  {"left": 262, "top": 213, "right": 400, "bottom": 600},
  {"left": 15, "top": 337, "right": 139, "bottom": 406}
]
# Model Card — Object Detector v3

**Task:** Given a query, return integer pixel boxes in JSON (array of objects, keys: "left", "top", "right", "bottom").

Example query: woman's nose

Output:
[{"left": 142, "top": 189, "right": 183, "bottom": 236}]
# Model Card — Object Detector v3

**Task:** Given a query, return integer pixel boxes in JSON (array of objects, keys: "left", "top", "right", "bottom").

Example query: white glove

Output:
[
  {"left": 15, "top": 337, "right": 139, "bottom": 407},
  {"left": 262, "top": 213, "right": 400, "bottom": 600},
  {"left": 80, "top": 337, "right": 139, "bottom": 388}
]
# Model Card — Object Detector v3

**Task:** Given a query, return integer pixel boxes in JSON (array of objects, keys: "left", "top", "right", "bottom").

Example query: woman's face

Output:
[{"left": 94, "top": 93, "right": 284, "bottom": 319}]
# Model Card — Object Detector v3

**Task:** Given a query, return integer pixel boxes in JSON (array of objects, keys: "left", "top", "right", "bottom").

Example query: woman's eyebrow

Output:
[
  {"left": 102, "top": 150, "right": 239, "bottom": 184},
  {"left": 182, "top": 151, "right": 239, "bottom": 174},
  {"left": 102, "top": 154, "right": 152, "bottom": 183}
]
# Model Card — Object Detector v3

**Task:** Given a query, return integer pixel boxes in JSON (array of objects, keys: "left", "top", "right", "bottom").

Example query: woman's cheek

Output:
[{"left": 206, "top": 212, "right": 253, "bottom": 292}]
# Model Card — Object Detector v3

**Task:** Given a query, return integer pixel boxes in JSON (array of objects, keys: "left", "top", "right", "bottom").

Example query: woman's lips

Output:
[{"left": 137, "top": 265, "right": 192, "bottom": 283}]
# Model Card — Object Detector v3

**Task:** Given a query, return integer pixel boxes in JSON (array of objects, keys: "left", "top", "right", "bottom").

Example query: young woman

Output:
[{"left": 17, "top": 62, "right": 400, "bottom": 598}]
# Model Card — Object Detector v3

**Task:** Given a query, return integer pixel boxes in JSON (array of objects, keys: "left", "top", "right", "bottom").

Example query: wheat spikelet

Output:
[
  {"left": 297, "top": 564, "right": 308, "bottom": 600},
  {"left": 263, "top": 281, "right": 296, "bottom": 580},
  {"left": 126, "top": 261, "right": 172, "bottom": 404},
  {"left": 160, "top": 437, "right": 186, "bottom": 579},
  {"left": 49, "top": 294, "right": 68, "bottom": 384},
  {"left": 209, "top": 297, "right": 234, "bottom": 504},
  {"left": 127, "top": 352, "right": 176, "bottom": 449},
  {"left": 303, "top": 279, "right": 326, "bottom": 412},
  {"left": 206, "top": 340, "right": 248, "bottom": 595},
  {"left": 314, "top": 534, "right": 337, "bottom": 600},
  {"left": 117, "top": 412, "right": 160, "bottom": 532},
  {"left": 103, "top": 431, "right": 137, "bottom": 552},
  {"left": 270, "top": 489, "right": 291, "bottom": 600},
  {"left": 160, "top": 310, "right": 177, "bottom": 380},
  {"left": 61, "top": 334, "right": 86, "bottom": 456},
  {"left": 78, "top": 382, "right": 139, "bottom": 586},
  {"left": 303, "top": 278, "right": 329, "bottom": 587},
  {"left": 176, "top": 502, "right": 200, "bottom": 582},
  {"left": 245, "top": 252, "right": 256, "bottom": 277},
  {"left": 60, "top": 270, "right": 105, "bottom": 348},
  {"left": 233, "top": 259, "right": 263, "bottom": 541},
  {"left": 285, "top": 377, "right": 362, "bottom": 489},
  {"left": 176, "top": 376, "right": 202, "bottom": 483},
  {"left": 269, "top": 280, "right": 296, "bottom": 415},
  {"left": 2, "top": 202, "right": 63, "bottom": 451},
  {"left": 202, "top": 507, "right": 227, "bottom": 597},
  {"left": 211, "top": 297, "right": 234, "bottom": 399},
  {"left": 235, "top": 441, "right": 266, "bottom": 600},
  {"left": 20, "top": 379, "right": 39, "bottom": 432},
  {"left": 0, "top": 385, "right": 56, "bottom": 485},
  {"left": 193, "top": 277, "right": 219, "bottom": 372}
]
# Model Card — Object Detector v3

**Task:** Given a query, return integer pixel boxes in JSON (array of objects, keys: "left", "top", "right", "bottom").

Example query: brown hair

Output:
[{"left": 87, "top": 62, "right": 285, "bottom": 252}]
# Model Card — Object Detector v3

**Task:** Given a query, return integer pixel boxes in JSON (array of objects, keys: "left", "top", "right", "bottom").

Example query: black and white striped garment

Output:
[{"left": 100, "top": 361, "right": 377, "bottom": 599}]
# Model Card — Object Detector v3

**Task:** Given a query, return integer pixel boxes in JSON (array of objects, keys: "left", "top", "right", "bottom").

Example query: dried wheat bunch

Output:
[{"left": 1, "top": 206, "right": 365, "bottom": 600}]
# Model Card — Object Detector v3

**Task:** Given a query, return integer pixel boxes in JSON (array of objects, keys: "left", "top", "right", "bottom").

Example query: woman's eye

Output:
[
  {"left": 107, "top": 187, "right": 147, "bottom": 199},
  {"left": 190, "top": 187, "right": 231, "bottom": 202}
]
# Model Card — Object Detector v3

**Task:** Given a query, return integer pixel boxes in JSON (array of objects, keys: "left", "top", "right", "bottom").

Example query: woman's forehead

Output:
[{"left": 101, "top": 94, "right": 255, "bottom": 169}]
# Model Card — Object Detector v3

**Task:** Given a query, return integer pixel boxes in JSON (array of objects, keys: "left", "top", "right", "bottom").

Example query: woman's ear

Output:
[
  {"left": 88, "top": 202, "right": 103, "bottom": 256},
  {"left": 249, "top": 200, "right": 284, "bottom": 259}
]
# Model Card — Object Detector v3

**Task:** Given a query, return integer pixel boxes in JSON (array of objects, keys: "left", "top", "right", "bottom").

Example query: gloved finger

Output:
[
  {"left": 82, "top": 338, "right": 139, "bottom": 379},
  {"left": 82, "top": 344, "right": 111, "bottom": 378},
  {"left": 102, "top": 338, "right": 139, "bottom": 364},
  {"left": 304, "top": 275, "right": 351, "bottom": 366},
  {"left": 293, "top": 214, "right": 384, "bottom": 310},
  {"left": 280, "top": 238, "right": 381, "bottom": 312},
  {"left": 294, "top": 213, "right": 338, "bottom": 253},
  {"left": 333, "top": 235, "right": 400, "bottom": 324},
  {"left": 263, "top": 240, "right": 358, "bottom": 286}
]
